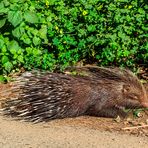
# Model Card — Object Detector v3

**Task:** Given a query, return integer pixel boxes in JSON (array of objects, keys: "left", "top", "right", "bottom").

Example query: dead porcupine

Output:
[{"left": 0, "top": 67, "right": 148, "bottom": 123}]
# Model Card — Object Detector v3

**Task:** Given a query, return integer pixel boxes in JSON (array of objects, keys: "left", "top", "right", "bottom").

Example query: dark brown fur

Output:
[{"left": 0, "top": 66, "right": 148, "bottom": 122}]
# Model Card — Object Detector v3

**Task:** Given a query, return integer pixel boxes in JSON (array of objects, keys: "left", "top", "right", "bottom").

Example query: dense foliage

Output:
[{"left": 0, "top": 0, "right": 147, "bottom": 75}]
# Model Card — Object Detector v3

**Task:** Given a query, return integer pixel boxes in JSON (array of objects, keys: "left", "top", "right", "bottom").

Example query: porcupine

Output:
[{"left": 0, "top": 66, "right": 148, "bottom": 123}]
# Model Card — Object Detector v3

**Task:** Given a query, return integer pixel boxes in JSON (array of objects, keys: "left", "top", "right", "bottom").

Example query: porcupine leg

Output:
[
  {"left": 86, "top": 107, "right": 127, "bottom": 118},
  {"left": 96, "top": 108, "right": 127, "bottom": 118}
]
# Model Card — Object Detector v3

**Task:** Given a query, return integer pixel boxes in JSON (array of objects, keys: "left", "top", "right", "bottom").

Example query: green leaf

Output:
[
  {"left": 0, "top": 75, "right": 6, "bottom": 83},
  {"left": 12, "top": 60, "right": 17, "bottom": 65},
  {"left": 123, "top": 50, "right": 130, "bottom": 56},
  {"left": 33, "top": 48, "right": 41, "bottom": 55},
  {"left": 22, "top": 37, "right": 31, "bottom": 45},
  {"left": 8, "top": 40, "right": 20, "bottom": 52},
  {"left": 87, "top": 36, "right": 96, "bottom": 43},
  {"left": 9, "top": 0, "right": 20, "bottom": 3},
  {"left": 8, "top": 11, "right": 23, "bottom": 27},
  {"left": 17, "top": 48, "right": 23, "bottom": 54},
  {"left": 0, "top": 38, "right": 5, "bottom": 48},
  {"left": 108, "top": 3, "right": 116, "bottom": 11},
  {"left": 12, "top": 26, "right": 25, "bottom": 38},
  {"left": 4, "top": 61, "right": 13, "bottom": 73},
  {"left": 78, "top": 39, "right": 86, "bottom": 48},
  {"left": 18, "top": 55, "right": 24, "bottom": 63},
  {"left": 118, "top": 32, "right": 126, "bottom": 39},
  {"left": 0, "top": 18, "right": 6, "bottom": 28},
  {"left": 87, "top": 25, "right": 96, "bottom": 32},
  {"left": 24, "top": 11, "right": 39, "bottom": 23},
  {"left": 26, "top": 47, "right": 32, "bottom": 54},
  {"left": 1, "top": 55, "right": 9, "bottom": 64},
  {"left": 78, "top": 29, "right": 86, "bottom": 37},
  {"left": 33, "top": 36, "right": 41, "bottom": 46},
  {"left": 3, "top": 0, "right": 10, "bottom": 7},
  {"left": 1, "top": 45, "right": 7, "bottom": 53},
  {"left": 65, "top": 21, "right": 74, "bottom": 31},
  {"left": 53, "top": 37, "right": 60, "bottom": 46},
  {"left": 0, "top": 2, "right": 4, "bottom": 10},
  {"left": 0, "top": 2, "right": 8, "bottom": 14},
  {"left": 39, "top": 25, "right": 47, "bottom": 39},
  {"left": 10, "top": 48, "right": 16, "bottom": 54},
  {"left": 63, "top": 35, "right": 76, "bottom": 45}
]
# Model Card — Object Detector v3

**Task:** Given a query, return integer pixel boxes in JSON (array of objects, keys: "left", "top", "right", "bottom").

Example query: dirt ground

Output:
[
  {"left": 0, "top": 82, "right": 148, "bottom": 148},
  {"left": 0, "top": 116, "right": 148, "bottom": 148}
]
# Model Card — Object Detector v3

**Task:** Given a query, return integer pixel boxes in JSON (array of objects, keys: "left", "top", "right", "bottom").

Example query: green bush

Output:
[{"left": 0, "top": 0, "right": 147, "bottom": 74}]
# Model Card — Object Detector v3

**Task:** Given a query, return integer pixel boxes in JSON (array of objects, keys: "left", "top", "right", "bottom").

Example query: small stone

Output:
[{"left": 114, "top": 116, "right": 121, "bottom": 123}]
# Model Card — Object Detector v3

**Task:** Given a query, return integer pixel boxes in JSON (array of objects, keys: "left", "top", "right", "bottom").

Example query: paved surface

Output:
[{"left": 0, "top": 117, "right": 147, "bottom": 148}]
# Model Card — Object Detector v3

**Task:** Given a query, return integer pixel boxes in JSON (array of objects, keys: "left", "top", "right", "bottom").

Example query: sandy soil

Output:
[{"left": 0, "top": 116, "right": 148, "bottom": 148}]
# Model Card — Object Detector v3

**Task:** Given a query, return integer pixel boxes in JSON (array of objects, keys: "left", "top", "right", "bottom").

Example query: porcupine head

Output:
[{"left": 85, "top": 67, "right": 148, "bottom": 118}]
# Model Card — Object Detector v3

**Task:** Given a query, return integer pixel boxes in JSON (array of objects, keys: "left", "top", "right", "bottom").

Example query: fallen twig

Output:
[{"left": 122, "top": 124, "right": 148, "bottom": 130}]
